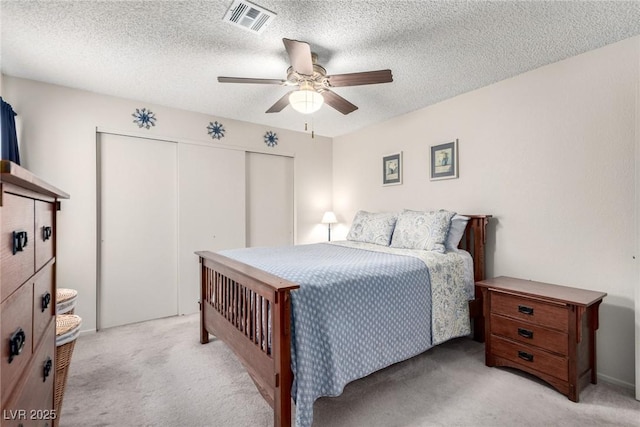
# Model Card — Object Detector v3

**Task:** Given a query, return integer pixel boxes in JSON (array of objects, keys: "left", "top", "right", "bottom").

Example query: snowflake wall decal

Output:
[
  {"left": 132, "top": 108, "right": 157, "bottom": 129},
  {"left": 264, "top": 131, "right": 278, "bottom": 147},
  {"left": 207, "top": 121, "right": 226, "bottom": 140}
]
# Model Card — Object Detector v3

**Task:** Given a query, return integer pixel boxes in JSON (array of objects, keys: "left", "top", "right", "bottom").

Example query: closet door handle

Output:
[
  {"left": 9, "top": 327, "right": 26, "bottom": 363},
  {"left": 42, "top": 292, "right": 52, "bottom": 312},
  {"left": 42, "top": 225, "right": 53, "bottom": 241},
  {"left": 12, "top": 230, "right": 28, "bottom": 255}
]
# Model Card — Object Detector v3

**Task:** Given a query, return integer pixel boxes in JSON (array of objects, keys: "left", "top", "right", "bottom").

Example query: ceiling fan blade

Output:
[
  {"left": 218, "top": 76, "right": 285, "bottom": 85},
  {"left": 321, "top": 90, "right": 358, "bottom": 115},
  {"left": 326, "top": 69, "right": 393, "bottom": 87},
  {"left": 283, "top": 38, "right": 313, "bottom": 75},
  {"left": 266, "top": 91, "right": 295, "bottom": 113}
]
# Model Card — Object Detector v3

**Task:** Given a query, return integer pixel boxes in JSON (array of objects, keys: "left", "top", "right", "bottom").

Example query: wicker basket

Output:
[
  {"left": 55, "top": 314, "right": 82, "bottom": 426},
  {"left": 56, "top": 288, "right": 78, "bottom": 315}
]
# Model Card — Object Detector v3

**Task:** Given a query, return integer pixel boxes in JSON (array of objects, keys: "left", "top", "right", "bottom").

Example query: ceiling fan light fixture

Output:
[{"left": 289, "top": 88, "right": 324, "bottom": 114}]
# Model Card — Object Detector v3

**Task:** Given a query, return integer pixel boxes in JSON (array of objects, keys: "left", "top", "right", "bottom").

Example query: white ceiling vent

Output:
[{"left": 223, "top": 0, "right": 276, "bottom": 35}]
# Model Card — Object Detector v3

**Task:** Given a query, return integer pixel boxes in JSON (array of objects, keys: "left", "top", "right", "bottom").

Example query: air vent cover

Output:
[{"left": 223, "top": 0, "right": 276, "bottom": 34}]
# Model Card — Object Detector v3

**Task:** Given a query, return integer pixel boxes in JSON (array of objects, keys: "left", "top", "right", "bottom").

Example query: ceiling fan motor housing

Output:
[{"left": 286, "top": 60, "right": 330, "bottom": 91}]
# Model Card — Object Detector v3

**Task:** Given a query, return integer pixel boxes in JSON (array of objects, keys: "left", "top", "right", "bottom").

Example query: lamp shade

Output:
[
  {"left": 289, "top": 89, "right": 324, "bottom": 114},
  {"left": 321, "top": 211, "right": 337, "bottom": 224}
]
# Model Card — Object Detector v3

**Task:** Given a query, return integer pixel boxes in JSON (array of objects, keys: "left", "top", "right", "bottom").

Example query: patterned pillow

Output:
[
  {"left": 390, "top": 210, "right": 456, "bottom": 252},
  {"left": 445, "top": 214, "right": 470, "bottom": 252},
  {"left": 346, "top": 210, "right": 398, "bottom": 246}
]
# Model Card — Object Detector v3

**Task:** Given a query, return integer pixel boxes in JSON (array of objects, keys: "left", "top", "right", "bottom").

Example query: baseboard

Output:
[
  {"left": 78, "top": 328, "right": 97, "bottom": 336},
  {"left": 598, "top": 373, "right": 635, "bottom": 391}
]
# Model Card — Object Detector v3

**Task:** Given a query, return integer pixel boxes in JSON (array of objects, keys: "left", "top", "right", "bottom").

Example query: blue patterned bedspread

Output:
[{"left": 220, "top": 242, "right": 470, "bottom": 427}]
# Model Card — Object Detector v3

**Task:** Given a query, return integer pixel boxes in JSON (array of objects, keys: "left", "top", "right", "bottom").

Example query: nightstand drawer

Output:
[
  {"left": 490, "top": 314, "right": 568, "bottom": 355},
  {"left": 491, "top": 291, "right": 568, "bottom": 332},
  {"left": 490, "top": 334, "right": 568, "bottom": 381}
]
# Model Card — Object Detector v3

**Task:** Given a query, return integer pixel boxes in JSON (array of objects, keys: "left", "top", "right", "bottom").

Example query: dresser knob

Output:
[
  {"left": 43, "top": 357, "right": 53, "bottom": 381},
  {"left": 12, "top": 230, "right": 28, "bottom": 255},
  {"left": 517, "top": 327, "right": 534, "bottom": 339},
  {"left": 518, "top": 350, "right": 534, "bottom": 362},
  {"left": 42, "top": 292, "right": 52, "bottom": 312},
  {"left": 517, "top": 305, "right": 534, "bottom": 315},
  {"left": 42, "top": 225, "right": 53, "bottom": 241},
  {"left": 9, "top": 327, "right": 26, "bottom": 363}
]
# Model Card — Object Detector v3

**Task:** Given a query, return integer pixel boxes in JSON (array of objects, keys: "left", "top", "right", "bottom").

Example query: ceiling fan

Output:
[{"left": 217, "top": 38, "right": 393, "bottom": 115}]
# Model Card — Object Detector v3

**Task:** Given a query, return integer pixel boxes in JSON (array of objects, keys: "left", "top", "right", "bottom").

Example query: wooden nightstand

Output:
[{"left": 476, "top": 276, "right": 606, "bottom": 402}]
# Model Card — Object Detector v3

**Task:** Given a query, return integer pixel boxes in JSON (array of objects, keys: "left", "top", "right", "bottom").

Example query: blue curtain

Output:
[{"left": 1, "top": 97, "right": 20, "bottom": 165}]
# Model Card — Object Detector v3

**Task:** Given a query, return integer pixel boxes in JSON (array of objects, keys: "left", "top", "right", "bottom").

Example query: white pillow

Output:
[
  {"left": 390, "top": 210, "right": 455, "bottom": 252},
  {"left": 446, "top": 214, "right": 470, "bottom": 252},
  {"left": 346, "top": 210, "right": 397, "bottom": 246}
]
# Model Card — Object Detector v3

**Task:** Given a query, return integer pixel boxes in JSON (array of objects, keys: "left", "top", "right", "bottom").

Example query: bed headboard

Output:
[
  {"left": 459, "top": 214, "right": 492, "bottom": 342},
  {"left": 458, "top": 215, "right": 491, "bottom": 282}
]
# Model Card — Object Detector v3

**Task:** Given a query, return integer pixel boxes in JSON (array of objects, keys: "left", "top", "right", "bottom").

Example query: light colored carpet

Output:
[{"left": 59, "top": 314, "right": 639, "bottom": 426}]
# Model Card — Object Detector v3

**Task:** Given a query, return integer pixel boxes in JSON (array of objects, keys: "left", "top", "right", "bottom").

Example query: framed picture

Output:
[
  {"left": 382, "top": 152, "right": 402, "bottom": 186},
  {"left": 430, "top": 139, "right": 458, "bottom": 180}
]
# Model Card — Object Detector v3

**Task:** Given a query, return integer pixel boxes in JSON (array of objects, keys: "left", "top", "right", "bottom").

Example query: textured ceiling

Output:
[{"left": 2, "top": 1, "right": 640, "bottom": 137}]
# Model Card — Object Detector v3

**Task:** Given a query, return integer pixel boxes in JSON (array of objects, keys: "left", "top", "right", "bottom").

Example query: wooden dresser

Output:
[
  {"left": 476, "top": 276, "right": 606, "bottom": 402},
  {"left": 0, "top": 161, "right": 69, "bottom": 426}
]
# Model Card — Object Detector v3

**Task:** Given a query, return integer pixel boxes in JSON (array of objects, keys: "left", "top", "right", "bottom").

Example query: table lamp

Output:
[{"left": 321, "top": 211, "right": 337, "bottom": 241}]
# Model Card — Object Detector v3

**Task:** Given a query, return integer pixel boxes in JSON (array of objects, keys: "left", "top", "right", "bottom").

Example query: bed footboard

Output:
[{"left": 197, "top": 251, "right": 299, "bottom": 427}]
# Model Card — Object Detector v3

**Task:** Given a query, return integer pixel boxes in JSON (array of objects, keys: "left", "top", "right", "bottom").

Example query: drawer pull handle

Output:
[
  {"left": 42, "top": 225, "right": 53, "bottom": 241},
  {"left": 9, "top": 327, "right": 26, "bottom": 363},
  {"left": 518, "top": 350, "right": 534, "bottom": 362},
  {"left": 12, "top": 230, "right": 28, "bottom": 255},
  {"left": 518, "top": 305, "right": 534, "bottom": 315},
  {"left": 43, "top": 357, "right": 53, "bottom": 381},
  {"left": 42, "top": 292, "right": 52, "bottom": 312},
  {"left": 517, "top": 328, "right": 534, "bottom": 339}
]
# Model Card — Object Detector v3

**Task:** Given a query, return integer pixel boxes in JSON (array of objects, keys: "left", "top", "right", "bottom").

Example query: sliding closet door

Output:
[
  {"left": 177, "top": 143, "right": 245, "bottom": 315},
  {"left": 246, "top": 152, "right": 294, "bottom": 247},
  {"left": 99, "top": 133, "right": 178, "bottom": 329}
]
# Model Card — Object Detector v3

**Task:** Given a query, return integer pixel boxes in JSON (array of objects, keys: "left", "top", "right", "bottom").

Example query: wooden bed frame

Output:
[{"left": 196, "top": 214, "right": 491, "bottom": 427}]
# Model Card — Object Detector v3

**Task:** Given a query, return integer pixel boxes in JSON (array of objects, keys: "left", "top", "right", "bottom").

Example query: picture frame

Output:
[
  {"left": 382, "top": 152, "right": 402, "bottom": 186},
  {"left": 430, "top": 139, "right": 458, "bottom": 180}
]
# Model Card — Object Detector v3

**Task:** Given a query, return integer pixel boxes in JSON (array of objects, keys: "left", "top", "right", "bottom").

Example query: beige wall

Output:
[
  {"left": 2, "top": 76, "right": 333, "bottom": 332},
  {"left": 334, "top": 37, "right": 639, "bottom": 388}
]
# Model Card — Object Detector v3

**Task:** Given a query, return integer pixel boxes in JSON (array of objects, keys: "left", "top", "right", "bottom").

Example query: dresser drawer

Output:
[
  {"left": 491, "top": 291, "right": 568, "bottom": 332},
  {"left": 33, "top": 265, "right": 55, "bottom": 352},
  {"left": 1, "top": 283, "right": 34, "bottom": 402},
  {"left": 1, "top": 193, "right": 35, "bottom": 302},
  {"left": 490, "top": 313, "right": 568, "bottom": 355},
  {"left": 35, "top": 200, "right": 55, "bottom": 272},
  {"left": 490, "top": 334, "right": 568, "bottom": 381},
  {"left": 3, "top": 325, "right": 56, "bottom": 427}
]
